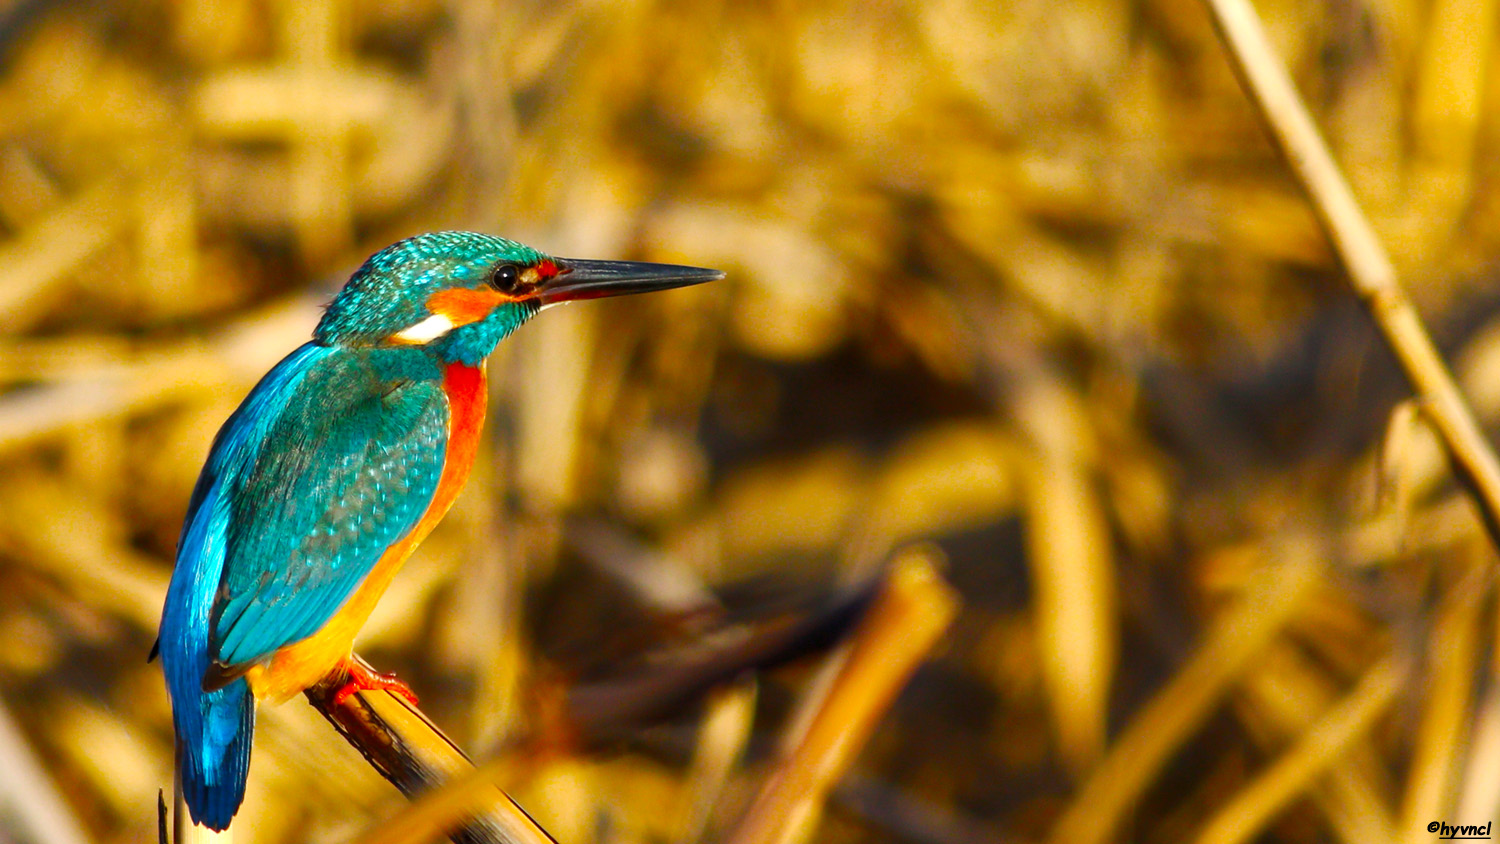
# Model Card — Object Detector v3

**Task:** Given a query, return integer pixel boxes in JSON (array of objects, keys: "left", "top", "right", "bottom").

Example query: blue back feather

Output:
[
  {"left": 160, "top": 341, "right": 450, "bottom": 828},
  {"left": 161, "top": 343, "right": 325, "bottom": 829}
]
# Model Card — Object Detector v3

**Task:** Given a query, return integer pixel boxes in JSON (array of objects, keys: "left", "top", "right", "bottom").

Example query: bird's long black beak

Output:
[{"left": 538, "top": 258, "right": 724, "bottom": 305}]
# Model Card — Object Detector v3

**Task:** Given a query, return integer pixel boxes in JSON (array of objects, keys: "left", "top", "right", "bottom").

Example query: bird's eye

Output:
[{"left": 489, "top": 263, "right": 522, "bottom": 292}]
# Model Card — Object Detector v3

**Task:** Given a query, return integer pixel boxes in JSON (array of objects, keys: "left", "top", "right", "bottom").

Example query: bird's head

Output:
[{"left": 315, "top": 231, "right": 722, "bottom": 365}]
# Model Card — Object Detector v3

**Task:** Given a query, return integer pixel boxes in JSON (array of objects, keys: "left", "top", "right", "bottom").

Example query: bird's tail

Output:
[
  {"left": 175, "top": 677, "right": 254, "bottom": 831},
  {"left": 162, "top": 479, "right": 253, "bottom": 831}
]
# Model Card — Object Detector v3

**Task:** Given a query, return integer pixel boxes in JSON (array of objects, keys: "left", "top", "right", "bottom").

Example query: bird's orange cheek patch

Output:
[{"left": 426, "top": 287, "right": 507, "bottom": 327}]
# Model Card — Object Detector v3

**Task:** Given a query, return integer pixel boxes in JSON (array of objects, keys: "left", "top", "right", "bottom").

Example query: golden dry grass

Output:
[{"left": 1, "top": 0, "right": 1499, "bottom": 842}]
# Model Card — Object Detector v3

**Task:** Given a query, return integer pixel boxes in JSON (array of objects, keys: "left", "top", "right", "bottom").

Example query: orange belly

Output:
[{"left": 248, "top": 361, "right": 488, "bottom": 703}]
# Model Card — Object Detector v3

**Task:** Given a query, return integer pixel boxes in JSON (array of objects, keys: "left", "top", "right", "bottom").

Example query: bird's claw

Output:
[{"left": 331, "top": 660, "right": 420, "bottom": 708}]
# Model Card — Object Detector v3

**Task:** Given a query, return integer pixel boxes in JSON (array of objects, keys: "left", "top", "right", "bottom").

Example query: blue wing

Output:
[
  {"left": 160, "top": 342, "right": 329, "bottom": 828},
  {"left": 160, "top": 342, "right": 449, "bottom": 828},
  {"left": 202, "top": 344, "right": 449, "bottom": 673},
  {"left": 161, "top": 343, "right": 448, "bottom": 684}
]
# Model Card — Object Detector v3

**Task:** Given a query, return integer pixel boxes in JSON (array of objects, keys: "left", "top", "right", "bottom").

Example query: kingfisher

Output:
[{"left": 157, "top": 231, "right": 722, "bottom": 830}]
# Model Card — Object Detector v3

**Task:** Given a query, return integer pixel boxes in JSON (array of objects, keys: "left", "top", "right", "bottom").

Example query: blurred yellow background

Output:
[{"left": 2, "top": 0, "right": 1499, "bottom": 841}]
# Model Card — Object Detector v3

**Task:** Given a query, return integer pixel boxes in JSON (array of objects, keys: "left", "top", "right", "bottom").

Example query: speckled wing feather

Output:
[{"left": 207, "top": 346, "right": 447, "bottom": 677}]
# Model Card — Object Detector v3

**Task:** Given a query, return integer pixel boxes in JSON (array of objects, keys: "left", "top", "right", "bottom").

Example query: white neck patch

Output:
[{"left": 392, "top": 313, "right": 456, "bottom": 344}]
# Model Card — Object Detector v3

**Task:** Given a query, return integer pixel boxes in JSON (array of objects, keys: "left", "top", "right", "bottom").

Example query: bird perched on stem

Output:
[{"left": 157, "top": 232, "right": 722, "bottom": 831}]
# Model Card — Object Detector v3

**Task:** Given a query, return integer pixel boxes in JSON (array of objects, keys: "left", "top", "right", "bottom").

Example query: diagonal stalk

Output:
[{"left": 1201, "top": 0, "right": 1500, "bottom": 551}]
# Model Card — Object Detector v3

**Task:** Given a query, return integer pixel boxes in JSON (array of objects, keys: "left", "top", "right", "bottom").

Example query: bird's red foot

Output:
[{"left": 331, "top": 659, "right": 420, "bottom": 708}]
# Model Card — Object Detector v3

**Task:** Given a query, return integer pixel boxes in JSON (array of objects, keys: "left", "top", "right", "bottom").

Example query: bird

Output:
[{"left": 156, "top": 231, "right": 723, "bottom": 831}]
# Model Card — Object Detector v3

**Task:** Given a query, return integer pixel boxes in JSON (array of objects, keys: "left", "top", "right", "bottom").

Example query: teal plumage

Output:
[
  {"left": 211, "top": 346, "right": 448, "bottom": 670},
  {"left": 316, "top": 233, "right": 543, "bottom": 350},
  {"left": 158, "top": 232, "right": 722, "bottom": 830}
]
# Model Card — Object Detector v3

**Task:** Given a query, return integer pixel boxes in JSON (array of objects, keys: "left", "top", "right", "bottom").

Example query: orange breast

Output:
[{"left": 249, "top": 362, "right": 489, "bottom": 703}]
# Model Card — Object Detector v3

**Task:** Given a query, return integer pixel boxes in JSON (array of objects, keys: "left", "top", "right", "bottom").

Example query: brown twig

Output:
[
  {"left": 304, "top": 658, "right": 555, "bottom": 844},
  {"left": 565, "top": 580, "right": 880, "bottom": 741},
  {"left": 1201, "top": 0, "right": 1500, "bottom": 550},
  {"left": 724, "top": 547, "right": 960, "bottom": 844}
]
